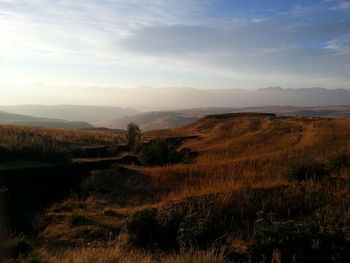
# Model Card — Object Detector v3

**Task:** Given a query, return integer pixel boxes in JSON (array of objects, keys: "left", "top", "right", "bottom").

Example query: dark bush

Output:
[
  {"left": 127, "top": 122, "right": 141, "bottom": 151},
  {"left": 51, "top": 203, "right": 73, "bottom": 213},
  {"left": 26, "top": 254, "right": 45, "bottom": 263},
  {"left": 124, "top": 208, "right": 159, "bottom": 246},
  {"left": 0, "top": 143, "right": 70, "bottom": 163},
  {"left": 5, "top": 236, "right": 33, "bottom": 258},
  {"left": 250, "top": 212, "right": 350, "bottom": 262},
  {"left": 327, "top": 152, "right": 350, "bottom": 172},
  {"left": 103, "top": 208, "right": 120, "bottom": 217},
  {"left": 139, "top": 139, "right": 180, "bottom": 166},
  {"left": 283, "top": 159, "right": 330, "bottom": 180},
  {"left": 124, "top": 209, "right": 225, "bottom": 250},
  {"left": 158, "top": 210, "right": 184, "bottom": 248},
  {"left": 283, "top": 153, "right": 350, "bottom": 181},
  {"left": 111, "top": 164, "right": 128, "bottom": 173},
  {"left": 169, "top": 256, "right": 227, "bottom": 263},
  {"left": 177, "top": 214, "right": 225, "bottom": 249},
  {"left": 67, "top": 213, "right": 91, "bottom": 226}
]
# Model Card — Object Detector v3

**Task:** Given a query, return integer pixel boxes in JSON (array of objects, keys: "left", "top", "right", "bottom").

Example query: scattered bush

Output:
[
  {"left": 26, "top": 253, "right": 45, "bottom": 263},
  {"left": 282, "top": 153, "right": 350, "bottom": 181},
  {"left": 127, "top": 122, "right": 141, "bottom": 151},
  {"left": 250, "top": 212, "right": 350, "bottom": 262},
  {"left": 51, "top": 203, "right": 73, "bottom": 213},
  {"left": 5, "top": 236, "right": 33, "bottom": 258},
  {"left": 327, "top": 152, "right": 350, "bottom": 172},
  {"left": 67, "top": 213, "right": 91, "bottom": 226},
  {"left": 169, "top": 256, "right": 227, "bottom": 263},
  {"left": 124, "top": 208, "right": 159, "bottom": 246},
  {"left": 139, "top": 139, "right": 181, "bottom": 166},
  {"left": 177, "top": 215, "right": 225, "bottom": 249},
  {"left": 283, "top": 159, "right": 330, "bottom": 180},
  {"left": 111, "top": 164, "right": 128, "bottom": 173},
  {"left": 159, "top": 210, "right": 184, "bottom": 248},
  {"left": 0, "top": 144, "right": 70, "bottom": 163},
  {"left": 124, "top": 208, "right": 225, "bottom": 250},
  {"left": 103, "top": 209, "right": 120, "bottom": 217}
]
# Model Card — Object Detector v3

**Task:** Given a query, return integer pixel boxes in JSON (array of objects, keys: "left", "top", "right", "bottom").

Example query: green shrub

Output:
[
  {"left": 327, "top": 152, "right": 350, "bottom": 172},
  {"left": 250, "top": 212, "right": 350, "bottom": 262},
  {"left": 124, "top": 209, "right": 224, "bottom": 250},
  {"left": 26, "top": 254, "right": 44, "bottom": 263},
  {"left": 5, "top": 236, "right": 33, "bottom": 258},
  {"left": 159, "top": 210, "right": 184, "bottom": 248},
  {"left": 169, "top": 256, "right": 226, "bottom": 263},
  {"left": 283, "top": 159, "right": 330, "bottom": 180},
  {"left": 139, "top": 139, "right": 180, "bottom": 166},
  {"left": 177, "top": 214, "right": 224, "bottom": 249},
  {"left": 124, "top": 208, "right": 159, "bottom": 246},
  {"left": 127, "top": 122, "right": 141, "bottom": 151},
  {"left": 283, "top": 153, "right": 350, "bottom": 181}
]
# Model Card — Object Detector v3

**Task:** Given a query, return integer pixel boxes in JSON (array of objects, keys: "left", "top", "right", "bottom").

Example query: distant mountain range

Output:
[
  {"left": 79, "top": 86, "right": 350, "bottom": 110},
  {"left": 0, "top": 111, "right": 93, "bottom": 129},
  {"left": 3, "top": 85, "right": 350, "bottom": 111}
]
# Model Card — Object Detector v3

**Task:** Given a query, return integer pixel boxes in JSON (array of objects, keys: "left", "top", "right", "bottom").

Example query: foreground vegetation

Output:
[
  {"left": 0, "top": 125, "right": 122, "bottom": 162},
  {"left": 2, "top": 113, "right": 350, "bottom": 262}
]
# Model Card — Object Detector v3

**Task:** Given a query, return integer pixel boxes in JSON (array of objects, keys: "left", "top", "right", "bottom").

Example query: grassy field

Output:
[
  {"left": 2, "top": 113, "right": 350, "bottom": 262},
  {"left": 0, "top": 125, "right": 123, "bottom": 162}
]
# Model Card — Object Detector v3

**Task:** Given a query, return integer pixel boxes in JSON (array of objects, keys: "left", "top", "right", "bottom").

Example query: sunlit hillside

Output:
[
  {"left": 0, "top": 125, "right": 122, "bottom": 162},
  {"left": 3, "top": 113, "right": 346, "bottom": 262},
  {"left": 145, "top": 113, "right": 350, "bottom": 200}
]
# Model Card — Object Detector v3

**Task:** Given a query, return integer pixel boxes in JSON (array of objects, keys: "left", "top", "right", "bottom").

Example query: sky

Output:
[{"left": 0, "top": 0, "right": 350, "bottom": 97}]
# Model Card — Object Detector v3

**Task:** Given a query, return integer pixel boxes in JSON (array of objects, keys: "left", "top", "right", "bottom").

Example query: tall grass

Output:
[
  {"left": 5, "top": 115, "right": 350, "bottom": 261},
  {"left": 145, "top": 117, "right": 350, "bottom": 200},
  {"left": 138, "top": 116, "right": 350, "bottom": 242},
  {"left": 0, "top": 124, "right": 122, "bottom": 162}
]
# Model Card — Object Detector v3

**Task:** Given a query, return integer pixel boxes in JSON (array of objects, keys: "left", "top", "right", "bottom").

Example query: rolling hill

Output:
[
  {"left": 0, "top": 104, "right": 138, "bottom": 123},
  {"left": 9, "top": 112, "right": 345, "bottom": 262},
  {"left": 97, "top": 111, "right": 201, "bottom": 131},
  {"left": 0, "top": 110, "right": 93, "bottom": 129},
  {"left": 2, "top": 112, "right": 350, "bottom": 262},
  {"left": 100, "top": 105, "right": 350, "bottom": 131}
]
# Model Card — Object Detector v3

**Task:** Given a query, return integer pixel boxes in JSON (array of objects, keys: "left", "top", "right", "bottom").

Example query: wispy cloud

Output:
[{"left": 0, "top": 0, "right": 349, "bottom": 90}]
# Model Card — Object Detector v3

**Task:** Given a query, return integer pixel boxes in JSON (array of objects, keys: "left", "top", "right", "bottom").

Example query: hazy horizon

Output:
[{"left": 1, "top": 85, "right": 350, "bottom": 112}]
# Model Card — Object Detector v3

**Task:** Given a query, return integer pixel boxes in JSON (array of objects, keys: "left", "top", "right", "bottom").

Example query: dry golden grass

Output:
[
  {"left": 38, "top": 115, "right": 350, "bottom": 242},
  {"left": 144, "top": 116, "right": 350, "bottom": 202},
  {"left": 0, "top": 124, "right": 122, "bottom": 147},
  {"left": 7, "top": 113, "right": 350, "bottom": 262},
  {"left": 36, "top": 245, "right": 154, "bottom": 263},
  {"left": 135, "top": 115, "right": 350, "bottom": 244},
  {"left": 37, "top": 245, "right": 226, "bottom": 263},
  {"left": 0, "top": 124, "right": 124, "bottom": 162}
]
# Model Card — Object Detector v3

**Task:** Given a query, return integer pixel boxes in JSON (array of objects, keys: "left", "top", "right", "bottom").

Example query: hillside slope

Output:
[
  {"left": 0, "top": 105, "right": 138, "bottom": 122},
  {"left": 99, "top": 111, "right": 200, "bottom": 131},
  {"left": 100, "top": 106, "right": 350, "bottom": 131},
  {"left": 5, "top": 113, "right": 350, "bottom": 262},
  {"left": 0, "top": 110, "right": 93, "bottom": 129}
]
